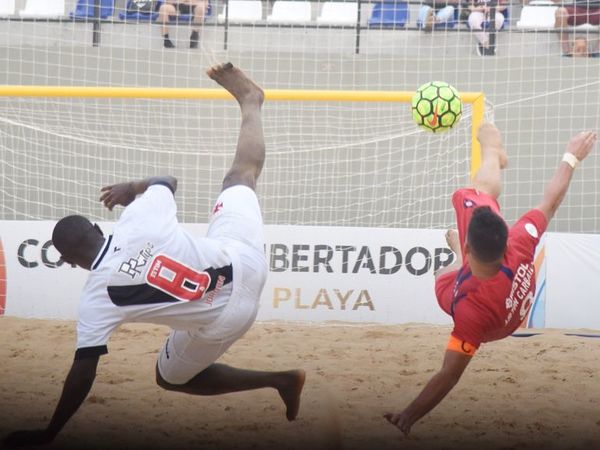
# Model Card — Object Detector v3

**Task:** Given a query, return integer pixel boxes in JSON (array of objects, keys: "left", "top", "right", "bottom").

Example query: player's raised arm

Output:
[
  {"left": 99, "top": 175, "right": 178, "bottom": 211},
  {"left": 536, "top": 131, "right": 596, "bottom": 222}
]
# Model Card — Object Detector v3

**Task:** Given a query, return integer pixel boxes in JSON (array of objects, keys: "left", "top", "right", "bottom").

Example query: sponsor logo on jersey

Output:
[
  {"left": 212, "top": 201, "right": 224, "bottom": 215},
  {"left": 118, "top": 242, "right": 154, "bottom": 279},
  {"left": 525, "top": 223, "right": 538, "bottom": 238},
  {"left": 463, "top": 199, "right": 475, "bottom": 208}
]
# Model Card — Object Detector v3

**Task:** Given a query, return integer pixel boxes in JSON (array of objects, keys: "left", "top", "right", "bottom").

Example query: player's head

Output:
[
  {"left": 52, "top": 215, "right": 104, "bottom": 269},
  {"left": 466, "top": 206, "right": 508, "bottom": 263}
]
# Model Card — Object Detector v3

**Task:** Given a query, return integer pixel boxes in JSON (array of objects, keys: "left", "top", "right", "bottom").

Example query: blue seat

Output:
[
  {"left": 118, "top": 0, "right": 158, "bottom": 21},
  {"left": 368, "top": 1, "right": 409, "bottom": 29},
  {"left": 70, "top": 0, "right": 114, "bottom": 19},
  {"left": 416, "top": 7, "right": 459, "bottom": 30}
]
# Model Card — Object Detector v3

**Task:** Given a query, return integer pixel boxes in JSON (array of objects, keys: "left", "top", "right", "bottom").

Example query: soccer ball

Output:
[{"left": 412, "top": 81, "right": 462, "bottom": 133}]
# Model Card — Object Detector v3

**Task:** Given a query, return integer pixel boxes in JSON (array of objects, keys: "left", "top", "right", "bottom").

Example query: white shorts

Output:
[{"left": 157, "top": 185, "right": 268, "bottom": 385}]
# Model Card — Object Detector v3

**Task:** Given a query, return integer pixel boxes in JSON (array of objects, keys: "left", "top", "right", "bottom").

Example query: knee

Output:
[
  {"left": 159, "top": 4, "right": 176, "bottom": 18},
  {"left": 194, "top": 4, "right": 207, "bottom": 20},
  {"left": 468, "top": 13, "right": 481, "bottom": 29},
  {"left": 555, "top": 7, "right": 569, "bottom": 27}
]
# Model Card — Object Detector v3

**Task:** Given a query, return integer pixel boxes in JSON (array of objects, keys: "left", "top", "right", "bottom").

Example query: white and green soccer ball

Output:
[{"left": 412, "top": 81, "right": 462, "bottom": 133}]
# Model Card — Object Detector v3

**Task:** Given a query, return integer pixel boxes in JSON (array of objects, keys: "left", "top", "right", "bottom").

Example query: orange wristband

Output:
[{"left": 447, "top": 335, "right": 477, "bottom": 356}]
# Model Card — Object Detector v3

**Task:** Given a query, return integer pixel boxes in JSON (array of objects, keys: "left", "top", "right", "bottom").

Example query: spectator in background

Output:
[
  {"left": 158, "top": 0, "right": 209, "bottom": 49},
  {"left": 468, "top": 0, "right": 508, "bottom": 56},
  {"left": 562, "top": 36, "right": 600, "bottom": 57},
  {"left": 417, "top": 0, "right": 461, "bottom": 31},
  {"left": 555, "top": 1, "right": 600, "bottom": 56}
]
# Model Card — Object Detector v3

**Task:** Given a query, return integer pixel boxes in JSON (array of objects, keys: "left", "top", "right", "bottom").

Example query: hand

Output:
[
  {"left": 3, "top": 429, "right": 54, "bottom": 447},
  {"left": 384, "top": 411, "right": 413, "bottom": 436},
  {"left": 99, "top": 182, "right": 137, "bottom": 211},
  {"left": 565, "top": 131, "right": 597, "bottom": 162}
]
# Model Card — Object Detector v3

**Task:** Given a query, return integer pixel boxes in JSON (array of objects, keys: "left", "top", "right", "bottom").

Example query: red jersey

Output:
[{"left": 436, "top": 188, "right": 548, "bottom": 348}]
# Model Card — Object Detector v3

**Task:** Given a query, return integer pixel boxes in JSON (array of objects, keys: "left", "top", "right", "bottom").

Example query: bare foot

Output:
[
  {"left": 277, "top": 369, "right": 306, "bottom": 421},
  {"left": 477, "top": 122, "right": 508, "bottom": 169},
  {"left": 206, "top": 62, "right": 264, "bottom": 108},
  {"left": 445, "top": 229, "right": 460, "bottom": 254}
]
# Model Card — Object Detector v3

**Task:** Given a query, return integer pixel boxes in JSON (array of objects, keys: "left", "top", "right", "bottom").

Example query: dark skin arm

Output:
[
  {"left": 3, "top": 356, "right": 100, "bottom": 447},
  {"left": 99, "top": 175, "right": 178, "bottom": 211},
  {"left": 384, "top": 349, "right": 472, "bottom": 435}
]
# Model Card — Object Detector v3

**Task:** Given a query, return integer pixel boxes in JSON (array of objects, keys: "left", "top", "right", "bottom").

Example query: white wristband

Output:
[{"left": 562, "top": 152, "right": 579, "bottom": 169}]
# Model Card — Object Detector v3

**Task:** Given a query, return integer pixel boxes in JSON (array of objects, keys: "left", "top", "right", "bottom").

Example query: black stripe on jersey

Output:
[
  {"left": 107, "top": 264, "right": 233, "bottom": 307},
  {"left": 206, "top": 264, "right": 233, "bottom": 292},
  {"left": 151, "top": 180, "right": 175, "bottom": 194},
  {"left": 108, "top": 283, "right": 180, "bottom": 306},
  {"left": 75, "top": 345, "right": 108, "bottom": 360},
  {"left": 92, "top": 235, "right": 113, "bottom": 271}
]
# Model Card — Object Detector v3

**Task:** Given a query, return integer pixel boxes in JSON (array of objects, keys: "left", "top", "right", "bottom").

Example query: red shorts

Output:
[
  {"left": 566, "top": 6, "right": 600, "bottom": 26},
  {"left": 451, "top": 188, "right": 501, "bottom": 260},
  {"left": 435, "top": 269, "right": 458, "bottom": 316}
]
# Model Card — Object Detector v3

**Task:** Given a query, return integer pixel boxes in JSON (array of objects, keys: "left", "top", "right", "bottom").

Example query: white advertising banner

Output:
[
  {"left": 545, "top": 232, "right": 600, "bottom": 329},
  {"left": 0, "top": 221, "right": 452, "bottom": 325},
  {"left": 259, "top": 225, "right": 452, "bottom": 325},
  {"left": 1, "top": 221, "right": 599, "bottom": 329}
]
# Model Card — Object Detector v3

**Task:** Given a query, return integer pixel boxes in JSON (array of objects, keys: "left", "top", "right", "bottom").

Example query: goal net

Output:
[
  {"left": 1, "top": 0, "right": 600, "bottom": 233},
  {"left": 0, "top": 91, "right": 478, "bottom": 229}
]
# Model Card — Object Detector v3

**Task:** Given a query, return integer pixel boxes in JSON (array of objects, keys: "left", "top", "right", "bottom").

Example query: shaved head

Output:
[{"left": 52, "top": 215, "right": 104, "bottom": 269}]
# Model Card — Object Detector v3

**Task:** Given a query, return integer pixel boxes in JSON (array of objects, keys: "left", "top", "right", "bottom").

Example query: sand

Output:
[{"left": 1, "top": 317, "right": 600, "bottom": 450}]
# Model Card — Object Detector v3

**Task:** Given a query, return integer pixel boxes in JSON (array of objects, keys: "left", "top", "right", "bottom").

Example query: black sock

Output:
[
  {"left": 163, "top": 34, "right": 175, "bottom": 48},
  {"left": 190, "top": 30, "right": 199, "bottom": 49}
]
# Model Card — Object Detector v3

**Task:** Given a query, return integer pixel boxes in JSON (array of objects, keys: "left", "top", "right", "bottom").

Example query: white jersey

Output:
[{"left": 76, "top": 184, "right": 237, "bottom": 354}]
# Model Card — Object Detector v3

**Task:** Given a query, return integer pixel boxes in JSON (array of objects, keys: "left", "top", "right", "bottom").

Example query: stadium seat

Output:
[
  {"left": 266, "top": 1, "right": 312, "bottom": 24},
  {"left": 70, "top": 0, "right": 114, "bottom": 19},
  {"left": 316, "top": 2, "right": 358, "bottom": 26},
  {"left": 0, "top": 0, "right": 15, "bottom": 16},
  {"left": 217, "top": 0, "right": 262, "bottom": 24},
  {"left": 19, "top": 0, "right": 65, "bottom": 18},
  {"left": 368, "top": 1, "right": 409, "bottom": 29},
  {"left": 118, "top": 0, "right": 158, "bottom": 21},
  {"left": 516, "top": 1, "right": 557, "bottom": 30},
  {"left": 416, "top": 6, "right": 458, "bottom": 30}
]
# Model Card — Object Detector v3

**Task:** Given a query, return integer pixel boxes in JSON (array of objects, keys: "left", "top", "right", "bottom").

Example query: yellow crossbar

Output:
[{"left": 0, "top": 86, "right": 485, "bottom": 176}]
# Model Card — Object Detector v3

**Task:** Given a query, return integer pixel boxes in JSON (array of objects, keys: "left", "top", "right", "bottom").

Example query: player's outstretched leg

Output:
[
  {"left": 470, "top": 122, "right": 508, "bottom": 200},
  {"left": 207, "top": 63, "right": 265, "bottom": 191},
  {"left": 157, "top": 363, "right": 306, "bottom": 421},
  {"left": 445, "top": 229, "right": 461, "bottom": 257},
  {"left": 434, "top": 229, "right": 463, "bottom": 278}
]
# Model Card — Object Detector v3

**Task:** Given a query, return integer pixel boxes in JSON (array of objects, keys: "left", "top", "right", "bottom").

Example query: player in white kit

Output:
[{"left": 4, "top": 63, "right": 305, "bottom": 447}]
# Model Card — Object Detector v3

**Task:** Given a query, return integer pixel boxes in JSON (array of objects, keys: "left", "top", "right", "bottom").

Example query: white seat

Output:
[
  {"left": 574, "top": 23, "right": 600, "bottom": 31},
  {"left": 19, "top": 0, "right": 65, "bottom": 18},
  {"left": 0, "top": 0, "right": 15, "bottom": 16},
  {"left": 516, "top": 1, "right": 557, "bottom": 30},
  {"left": 218, "top": 0, "right": 262, "bottom": 24},
  {"left": 316, "top": 2, "right": 358, "bottom": 26},
  {"left": 266, "top": 1, "right": 311, "bottom": 24}
]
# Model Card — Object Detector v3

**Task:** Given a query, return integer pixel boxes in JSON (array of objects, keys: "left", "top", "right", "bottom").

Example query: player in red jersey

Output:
[{"left": 385, "top": 123, "right": 597, "bottom": 435}]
